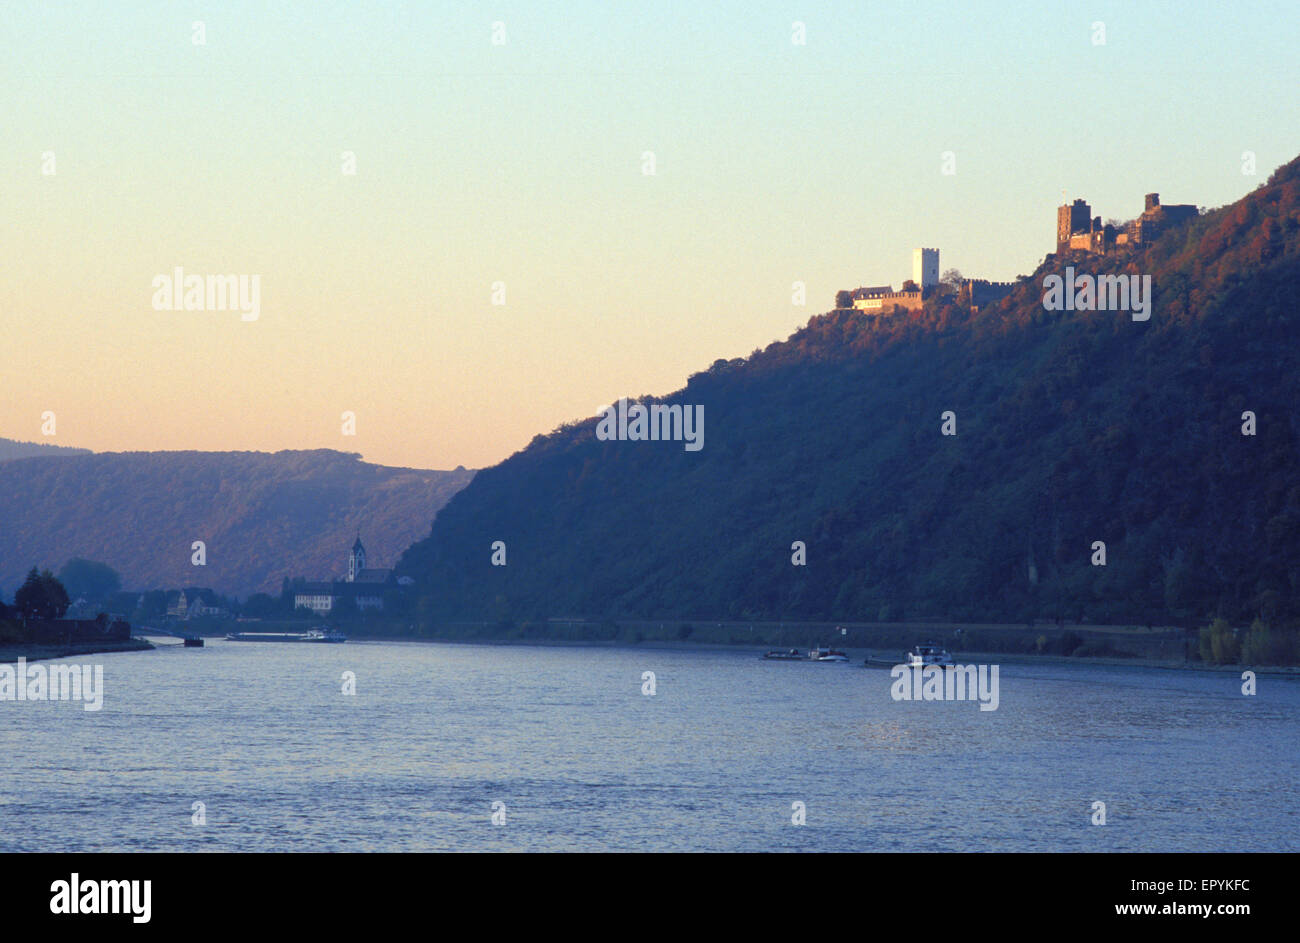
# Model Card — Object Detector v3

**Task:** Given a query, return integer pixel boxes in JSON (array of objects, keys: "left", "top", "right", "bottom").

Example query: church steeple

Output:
[{"left": 348, "top": 534, "right": 366, "bottom": 582}]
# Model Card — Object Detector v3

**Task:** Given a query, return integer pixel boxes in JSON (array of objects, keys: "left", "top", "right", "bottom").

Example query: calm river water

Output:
[{"left": 2, "top": 639, "right": 1296, "bottom": 851}]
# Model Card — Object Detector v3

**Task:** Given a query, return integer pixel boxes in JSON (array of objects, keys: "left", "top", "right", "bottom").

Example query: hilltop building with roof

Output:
[
  {"left": 847, "top": 248, "right": 940, "bottom": 314},
  {"left": 839, "top": 247, "right": 1017, "bottom": 314},
  {"left": 166, "top": 588, "right": 227, "bottom": 621},
  {"left": 835, "top": 189, "right": 1200, "bottom": 317}
]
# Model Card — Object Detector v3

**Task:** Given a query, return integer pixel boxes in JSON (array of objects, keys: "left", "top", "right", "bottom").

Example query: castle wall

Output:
[{"left": 962, "top": 279, "right": 1017, "bottom": 308}]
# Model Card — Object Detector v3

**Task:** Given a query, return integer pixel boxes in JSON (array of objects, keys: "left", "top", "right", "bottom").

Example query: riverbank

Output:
[
  {"left": 864, "top": 647, "right": 1300, "bottom": 677},
  {"left": 0, "top": 638, "right": 154, "bottom": 664},
  {"left": 172, "top": 616, "right": 1300, "bottom": 672},
  {"left": 337, "top": 634, "right": 1300, "bottom": 677}
]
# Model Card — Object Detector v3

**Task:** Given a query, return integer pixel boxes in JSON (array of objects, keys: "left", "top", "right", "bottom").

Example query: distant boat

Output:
[
  {"left": 225, "top": 628, "right": 347, "bottom": 643},
  {"left": 763, "top": 648, "right": 805, "bottom": 661},
  {"left": 905, "top": 642, "right": 954, "bottom": 667},
  {"left": 182, "top": 637, "right": 205, "bottom": 647},
  {"left": 808, "top": 646, "right": 849, "bottom": 662}
]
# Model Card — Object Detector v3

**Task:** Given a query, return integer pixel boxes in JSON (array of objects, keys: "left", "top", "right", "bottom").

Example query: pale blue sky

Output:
[{"left": 3, "top": 1, "right": 1297, "bottom": 467}]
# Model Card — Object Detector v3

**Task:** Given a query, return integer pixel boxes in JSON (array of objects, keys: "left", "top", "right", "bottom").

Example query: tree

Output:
[
  {"left": 14, "top": 569, "right": 41, "bottom": 618},
  {"left": 58, "top": 558, "right": 122, "bottom": 602},
  {"left": 45, "top": 571, "right": 72, "bottom": 618},
  {"left": 835, "top": 290, "right": 854, "bottom": 309},
  {"left": 134, "top": 590, "right": 168, "bottom": 622},
  {"left": 1163, "top": 547, "right": 1196, "bottom": 626},
  {"left": 242, "top": 593, "right": 280, "bottom": 618},
  {"left": 379, "top": 587, "right": 407, "bottom": 618},
  {"left": 940, "top": 268, "right": 964, "bottom": 293},
  {"left": 14, "top": 567, "right": 71, "bottom": 620},
  {"left": 1199, "top": 618, "right": 1239, "bottom": 665},
  {"left": 105, "top": 591, "right": 139, "bottom": 617}
]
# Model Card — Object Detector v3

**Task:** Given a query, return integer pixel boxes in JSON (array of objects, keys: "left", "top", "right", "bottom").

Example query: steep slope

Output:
[
  {"left": 0, "top": 450, "right": 474, "bottom": 597},
  {"left": 398, "top": 157, "right": 1300, "bottom": 627}
]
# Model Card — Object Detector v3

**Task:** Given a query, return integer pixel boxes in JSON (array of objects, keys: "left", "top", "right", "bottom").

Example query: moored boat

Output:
[{"left": 763, "top": 648, "right": 805, "bottom": 660}]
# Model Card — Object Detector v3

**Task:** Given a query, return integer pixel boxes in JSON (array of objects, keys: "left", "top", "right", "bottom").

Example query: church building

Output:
[{"left": 293, "top": 536, "right": 396, "bottom": 613}]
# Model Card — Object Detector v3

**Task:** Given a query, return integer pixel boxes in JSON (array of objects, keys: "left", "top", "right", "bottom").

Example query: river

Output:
[{"left": 2, "top": 638, "right": 1296, "bottom": 852}]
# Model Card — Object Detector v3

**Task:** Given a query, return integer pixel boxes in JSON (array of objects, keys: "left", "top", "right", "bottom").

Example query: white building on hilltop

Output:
[
  {"left": 846, "top": 247, "right": 941, "bottom": 315},
  {"left": 912, "top": 247, "right": 939, "bottom": 289}
]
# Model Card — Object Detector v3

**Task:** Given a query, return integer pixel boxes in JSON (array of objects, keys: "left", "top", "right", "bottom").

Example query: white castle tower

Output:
[
  {"left": 912, "top": 247, "right": 939, "bottom": 289},
  {"left": 347, "top": 535, "right": 366, "bottom": 582}
]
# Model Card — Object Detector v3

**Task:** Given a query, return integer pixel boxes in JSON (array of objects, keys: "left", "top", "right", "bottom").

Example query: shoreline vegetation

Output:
[
  {"left": 6, "top": 617, "right": 1292, "bottom": 676},
  {"left": 5, "top": 553, "right": 1294, "bottom": 671}
]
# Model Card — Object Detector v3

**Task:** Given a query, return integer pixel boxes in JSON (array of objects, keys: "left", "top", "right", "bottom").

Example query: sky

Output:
[{"left": 2, "top": 1, "right": 1298, "bottom": 469}]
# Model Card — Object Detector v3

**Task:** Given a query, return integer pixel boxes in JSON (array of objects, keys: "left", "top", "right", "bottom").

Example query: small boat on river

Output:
[
  {"left": 763, "top": 649, "right": 805, "bottom": 661},
  {"left": 808, "top": 646, "right": 850, "bottom": 662},
  {"left": 225, "top": 628, "right": 347, "bottom": 643}
]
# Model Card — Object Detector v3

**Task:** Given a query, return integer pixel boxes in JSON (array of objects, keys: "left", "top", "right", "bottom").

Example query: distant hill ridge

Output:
[
  {"left": 0, "top": 448, "right": 474, "bottom": 598},
  {"left": 0, "top": 438, "right": 92, "bottom": 463},
  {"left": 396, "top": 155, "right": 1300, "bottom": 628}
]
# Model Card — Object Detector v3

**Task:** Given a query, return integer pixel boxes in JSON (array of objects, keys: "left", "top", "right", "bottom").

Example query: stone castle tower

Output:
[{"left": 1056, "top": 198, "right": 1091, "bottom": 253}]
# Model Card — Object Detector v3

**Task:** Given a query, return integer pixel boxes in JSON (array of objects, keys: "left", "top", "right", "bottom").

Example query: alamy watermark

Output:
[
  {"left": 1042, "top": 267, "right": 1151, "bottom": 321},
  {"left": 596, "top": 397, "right": 703, "bottom": 451},
  {"left": 890, "top": 663, "right": 1000, "bottom": 711},
  {"left": 0, "top": 658, "right": 104, "bottom": 711},
  {"left": 151, "top": 267, "right": 260, "bottom": 321},
  {"left": 50, "top": 874, "right": 150, "bottom": 923}
]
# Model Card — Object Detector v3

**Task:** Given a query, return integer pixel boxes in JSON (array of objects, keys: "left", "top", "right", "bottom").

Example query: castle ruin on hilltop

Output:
[
  {"left": 834, "top": 189, "right": 1199, "bottom": 316},
  {"left": 1054, "top": 192, "right": 1199, "bottom": 257}
]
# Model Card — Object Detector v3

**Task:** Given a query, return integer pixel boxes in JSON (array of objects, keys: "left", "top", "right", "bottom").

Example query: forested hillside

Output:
[
  {"left": 0, "top": 438, "right": 91, "bottom": 463},
  {"left": 397, "top": 156, "right": 1300, "bottom": 629},
  {"left": 0, "top": 450, "right": 474, "bottom": 597}
]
